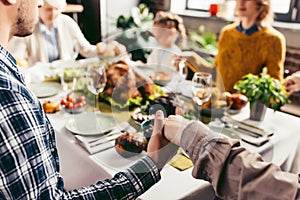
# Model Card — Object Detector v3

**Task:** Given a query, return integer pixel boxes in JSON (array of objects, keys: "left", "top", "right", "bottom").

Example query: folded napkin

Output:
[
  {"left": 168, "top": 148, "right": 193, "bottom": 171},
  {"left": 75, "top": 122, "right": 136, "bottom": 154}
]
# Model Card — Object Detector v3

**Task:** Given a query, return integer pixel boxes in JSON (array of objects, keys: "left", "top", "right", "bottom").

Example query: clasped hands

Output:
[{"left": 146, "top": 110, "right": 210, "bottom": 170}]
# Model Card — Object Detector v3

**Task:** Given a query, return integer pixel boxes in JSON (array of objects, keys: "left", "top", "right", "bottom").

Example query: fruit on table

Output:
[
  {"left": 230, "top": 93, "right": 248, "bottom": 110},
  {"left": 115, "top": 131, "right": 147, "bottom": 158},
  {"left": 42, "top": 100, "right": 60, "bottom": 114},
  {"left": 60, "top": 94, "right": 86, "bottom": 109}
]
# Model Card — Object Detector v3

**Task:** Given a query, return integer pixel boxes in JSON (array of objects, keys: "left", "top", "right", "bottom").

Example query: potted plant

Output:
[
  {"left": 115, "top": 3, "right": 154, "bottom": 62},
  {"left": 234, "top": 67, "right": 289, "bottom": 121}
]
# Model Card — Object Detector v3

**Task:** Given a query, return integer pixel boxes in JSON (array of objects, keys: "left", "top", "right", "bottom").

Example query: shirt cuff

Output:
[{"left": 125, "top": 156, "right": 161, "bottom": 196}]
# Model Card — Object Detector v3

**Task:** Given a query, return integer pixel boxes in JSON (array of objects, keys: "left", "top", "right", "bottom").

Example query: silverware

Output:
[
  {"left": 223, "top": 121, "right": 260, "bottom": 138},
  {"left": 89, "top": 136, "right": 118, "bottom": 148},
  {"left": 223, "top": 115, "right": 273, "bottom": 137},
  {"left": 88, "top": 123, "right": 131, "bottom": 144}
]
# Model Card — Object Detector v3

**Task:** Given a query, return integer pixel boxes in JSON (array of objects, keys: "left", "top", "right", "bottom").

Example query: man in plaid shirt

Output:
[{"left": 0, "top": 0, "right": 178, "bottom": 199}]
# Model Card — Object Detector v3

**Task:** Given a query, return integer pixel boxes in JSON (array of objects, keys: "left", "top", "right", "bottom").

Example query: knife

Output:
[{"left": 223, "top": 115, "right": 274, "bottom": 137}]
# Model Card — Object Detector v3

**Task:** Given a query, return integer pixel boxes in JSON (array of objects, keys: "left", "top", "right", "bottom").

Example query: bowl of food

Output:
[
  {"left": 60, "top": 94, "right": 87, "bottom": 114},
  {"left": 115, "top": 131, "right": 147, "bottom": 158},
  {"left": 228, "top": 93, "right": 248, "bottom": 111}
]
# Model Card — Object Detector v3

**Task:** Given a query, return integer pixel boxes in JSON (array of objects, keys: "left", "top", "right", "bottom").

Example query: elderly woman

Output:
[
  {"left": 8, "top": 0, "right": 126, "bottom": 66},
  {"left": 215, "top": 0, "right": 286, "bottom": 92}
]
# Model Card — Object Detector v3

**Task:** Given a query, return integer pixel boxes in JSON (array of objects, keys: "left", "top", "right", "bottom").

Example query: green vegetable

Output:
[
  {"left": 98, "top": 85, "right": 164, "bottom": 110},
  {"left": 234, "top": 67, "right": 289, "bottom": 111}
]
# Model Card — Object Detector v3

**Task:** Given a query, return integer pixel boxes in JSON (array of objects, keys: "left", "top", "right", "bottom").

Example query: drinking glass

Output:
[
  {"left": 178, "top": 58, "right": 188, "bottom": 79},
  {"left": 191, "top": 72, "right": 212, "bottom": 106},
  {"left": 87, "top": 65, "right": 107, "bottom": 111},
  {"left": 59, "top": 69, "right": 77, "bottom": 93}
]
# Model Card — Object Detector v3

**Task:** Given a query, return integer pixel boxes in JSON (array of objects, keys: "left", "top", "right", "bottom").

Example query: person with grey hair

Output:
[{"left": 8, "top": 0, "right": 126, "bottom": 66}]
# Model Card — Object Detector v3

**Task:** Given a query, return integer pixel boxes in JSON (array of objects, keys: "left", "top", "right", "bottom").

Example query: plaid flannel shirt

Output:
[{"left": 0, "top": 46, "right": 160, "bottom": 199}]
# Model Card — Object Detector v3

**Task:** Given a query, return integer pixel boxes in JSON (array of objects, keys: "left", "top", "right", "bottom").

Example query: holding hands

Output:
[
  {"left": 146, "top": 110, "right": 178, "bottom": 170},
  {"left": 147, "top": 110, "right": 213, "bottom": 169}
]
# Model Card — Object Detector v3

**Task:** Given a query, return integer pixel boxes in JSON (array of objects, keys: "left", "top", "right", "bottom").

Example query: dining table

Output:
[{"left": 31, "top": 59, "right": 300, "bottom": 200}]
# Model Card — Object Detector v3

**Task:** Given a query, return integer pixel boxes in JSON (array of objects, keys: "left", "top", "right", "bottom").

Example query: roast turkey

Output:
[{"left": 104, "top": 61, "right": 155, "bottom": 105}]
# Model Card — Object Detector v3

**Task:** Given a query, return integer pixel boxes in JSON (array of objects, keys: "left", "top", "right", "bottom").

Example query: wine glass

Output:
[
  {"left": 191, "top": 72, "right": 212, "bottom": 106},
  {"left": 87, "top": 64, "right": 107, "bottom": 111},
  {"left": 178, "top": 58, "right": 188, "bottom": 79}
]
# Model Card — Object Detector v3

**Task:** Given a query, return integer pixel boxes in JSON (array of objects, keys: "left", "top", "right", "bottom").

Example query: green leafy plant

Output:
[
  {"left": 187, "top": 25, "right": 218, "bottom": 56},
  {"left": 115, "top": 3, "right": 154, "bottom": 62},
  {"left": 234, "top": 67, "right": 289, "bottom": 111},
  {"left": 116, "top": 3, "right": 154, "bottom": 30}
]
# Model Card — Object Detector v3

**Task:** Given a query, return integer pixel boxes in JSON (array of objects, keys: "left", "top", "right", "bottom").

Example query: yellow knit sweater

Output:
[{"left": 215, "top": 22, "right": 286, "bottom": 93}]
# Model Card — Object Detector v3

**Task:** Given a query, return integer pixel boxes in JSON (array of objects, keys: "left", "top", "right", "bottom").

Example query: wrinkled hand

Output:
[
  {"left": 147, "top": 110, "right": 178, "bottom": 171},
  {"left": 96, "top": 40, "right": 128, "bottom": 58},
  {"left": 285, "top": 72, "right": 300, "bottom": 94},
  {"left": 163, "top": 115, "right": 191, "bottom": 146}
]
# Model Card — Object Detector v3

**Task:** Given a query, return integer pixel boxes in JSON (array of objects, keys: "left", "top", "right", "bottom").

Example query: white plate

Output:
[
  {"left": 29, "top": 82, "right": 61, "bottom": 98},
  {"left": 51, "top": 59, "right": 81, "bottom": 69},
  {"left": 65, "top": 112, "right": 117, "bottom": 136}
]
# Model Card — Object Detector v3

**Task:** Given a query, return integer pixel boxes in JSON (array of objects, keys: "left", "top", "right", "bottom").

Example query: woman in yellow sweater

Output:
[{"left": 215, "top": 0, "right": 286, "bottom": 92}]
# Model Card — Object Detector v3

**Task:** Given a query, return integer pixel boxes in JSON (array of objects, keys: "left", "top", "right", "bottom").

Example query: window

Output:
[
  {"left": 186, "top": 1, "right": 211, "bottom": 11},
  {"left": 184, "top": 0, "right": 299, "bottom": 22},
  {"left": 272, "top": 0, "right": 297, "bottom": 22},
  {"left": 271, "top": 0, "right": 291, "bottom": 14}
]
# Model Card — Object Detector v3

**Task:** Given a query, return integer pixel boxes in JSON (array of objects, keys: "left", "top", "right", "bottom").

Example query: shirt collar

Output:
[
  {"left": 236, "top": 22, "right": 260, "bottom": 35},
  {"left": 38, "top": 19, "right": 58, "bottom": 34},
  {"left": 0, "top": 45, "right": 25, "bottom": 84}
]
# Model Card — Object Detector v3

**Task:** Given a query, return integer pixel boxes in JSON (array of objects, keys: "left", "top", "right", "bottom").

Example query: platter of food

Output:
[
  {"left": 131, "top": 93, "right": 189, "bottom": 125},
  {"left": 98, "top": 61, "right": 164, "bottom": 110}
]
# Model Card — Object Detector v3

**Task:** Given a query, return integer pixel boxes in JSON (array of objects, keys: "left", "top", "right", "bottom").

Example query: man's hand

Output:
[{"left": 147, "top": 110, "right": 178, "bottom": 171}]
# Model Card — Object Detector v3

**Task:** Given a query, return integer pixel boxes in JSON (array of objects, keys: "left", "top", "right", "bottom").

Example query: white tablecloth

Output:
[
  {"left": 38, "top": 66, "right": 300, "bottom": 199},
  {"left": 45, "top": 98, "right": 300, "bottom": 200}
]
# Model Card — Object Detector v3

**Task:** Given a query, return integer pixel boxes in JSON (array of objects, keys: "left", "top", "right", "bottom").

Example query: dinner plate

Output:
[
  {"left": 65, "top": 112, "right": 117, "bottom": 135},
  {"left": 29, "top": 82, "right": 61, "bottom": 98},
  {"left": 51, "top": 59, "right": 81, "bottom": 69}
]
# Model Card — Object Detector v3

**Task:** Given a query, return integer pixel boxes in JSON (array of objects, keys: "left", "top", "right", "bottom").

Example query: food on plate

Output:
[
  {"left": 103, "top": 61, "right": 155, "bottom": 105},
  {"left": 115, "top": 131, "right": 147, "bottom": 158},
  {"left": 229, "top": 93, "right": 248, "bottom": 110},
  {"left": 60, "top": 94, "right": 87, "bottom": 113},
  {"left": 42, "top": 100, "right": 60, "bottom": 114},
  {"left": 201, "top": 88, "right": 231, "bottom": 109},
  {"left": 131, "top": 93, "right": 186, "bottom": 124}
]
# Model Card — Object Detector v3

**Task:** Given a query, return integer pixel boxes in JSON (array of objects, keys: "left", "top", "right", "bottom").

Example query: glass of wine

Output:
[
  {"left": 87, "top": 64, "right": 107, "bottom": 111},
  {"left": 192, "top": 72, "right": 212, "bottom": 107}
]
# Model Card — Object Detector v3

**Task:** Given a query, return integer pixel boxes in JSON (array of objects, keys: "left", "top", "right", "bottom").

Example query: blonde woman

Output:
[{"left": 215, "top": 0, "right": 286, "bottom": 92}]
